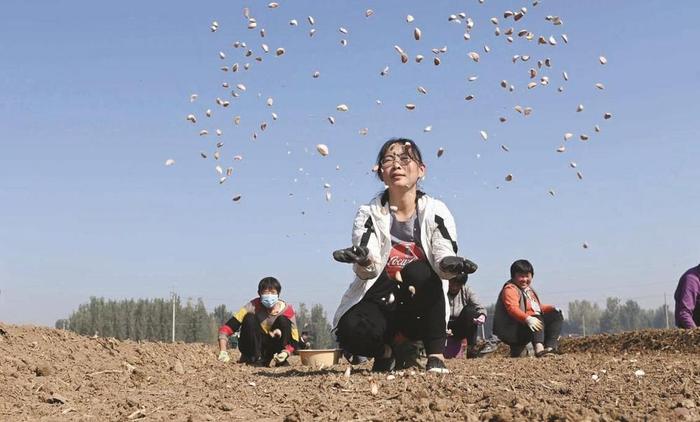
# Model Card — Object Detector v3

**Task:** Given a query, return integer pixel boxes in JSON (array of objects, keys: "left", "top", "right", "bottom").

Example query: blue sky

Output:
[{"left": 1, "top": 1, "right": 698, "bottom": 326}]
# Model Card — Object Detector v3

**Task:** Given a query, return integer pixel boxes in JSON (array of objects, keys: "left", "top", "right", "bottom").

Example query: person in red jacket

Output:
[
  {"left": 217, "top": 277, "right": 299, "bottom": 367},
  {"left": 492, "top": 260, "right": 563, "bottom": 357}
]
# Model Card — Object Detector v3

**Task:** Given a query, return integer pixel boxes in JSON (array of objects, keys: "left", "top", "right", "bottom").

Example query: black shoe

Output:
[
  {"left": 426, "top": 356, "right": 449, "bottom": 374},
  {"left": 253, "top": 357, "right": 271, "bottom": 367},
  {"left": 275, "top": 359, "right": 290, "bottom": 367},
  {"left": 238, "top": 354, "right": 255, "bottom": 364},
  {"left": 371, "top": 357, "right": 395, "bottom": 373},
  {"left": 535, "top": 347, "right": 555, "bottom": 358},
  {"left": 245, "top": 356, "right": 269, "bottom": 367},
  {"left": 393, "top": 341, "right": 423, "bottom": 370},
  {"left": 466, "top": 346, "right": 479, "bottom": 359},
  {"left": 351, "top": 355, "right": 368, "bottom": 365}
]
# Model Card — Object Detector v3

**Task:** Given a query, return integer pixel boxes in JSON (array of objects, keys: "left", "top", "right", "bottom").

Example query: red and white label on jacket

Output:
[{"left": 386, "top": 241, "right": 426, "bottom": 280}]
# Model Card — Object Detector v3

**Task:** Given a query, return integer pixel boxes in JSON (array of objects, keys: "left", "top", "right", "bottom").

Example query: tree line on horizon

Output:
[
  {"left": 56, "top": 296, "right": 673, "bottom": 345},
  {"left": 55, "top": 296, "right": 335, "bottom": 348},
  {"left": 481, "top": 297, "right": 674, "bottom": 338}
]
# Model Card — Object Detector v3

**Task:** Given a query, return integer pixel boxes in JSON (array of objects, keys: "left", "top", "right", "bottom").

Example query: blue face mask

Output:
[{"left": 260, "top": 294, "right": 279, "bottom": 309}]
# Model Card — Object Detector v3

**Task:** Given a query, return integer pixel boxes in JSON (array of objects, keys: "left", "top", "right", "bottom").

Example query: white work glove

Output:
[
  {"left": 525, "top": 316, "right": 544, "bottom": 332},
  {"left": 218, "top": 350, "right": 231, "bottom": 363},
  {"left": 270, "top": 329, "right": 282, "bottom": 338},
  {"left": 473, "top": 314, "right": 486, "bottom": 326},
  {"left": 273, "top": 350, "right": 289, "bottom": 363}
]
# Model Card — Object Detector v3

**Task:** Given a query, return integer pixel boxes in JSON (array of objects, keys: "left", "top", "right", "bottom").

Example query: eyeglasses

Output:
[{"left": 380, "top": 154, "right": 414, "bottom": 167}]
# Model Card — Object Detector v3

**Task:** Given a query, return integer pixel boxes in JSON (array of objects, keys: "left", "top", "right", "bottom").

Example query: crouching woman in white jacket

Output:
[{"left": 332, "top": 138, "right": 477, "bottom": 374}]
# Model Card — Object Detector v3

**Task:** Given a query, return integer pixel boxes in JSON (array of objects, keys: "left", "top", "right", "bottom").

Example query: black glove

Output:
[
  {"left": 439, "top": 256, "right": 478, "bottom": 275},
  {"left": 332, "top": 246, "right": 370, "bottom": 265}
]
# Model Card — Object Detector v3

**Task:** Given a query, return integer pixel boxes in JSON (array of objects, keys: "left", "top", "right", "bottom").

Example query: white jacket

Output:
[{"left": 332, "top": 193, "right": 461, "bottom": 328}]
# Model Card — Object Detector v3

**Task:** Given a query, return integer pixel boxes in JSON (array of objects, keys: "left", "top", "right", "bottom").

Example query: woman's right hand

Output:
[
  {"left": 439, "top": 256, "right": 478, "bottom": 275},
  {"left": 332, "top": 246, "right": 370, "bottom": 265}
]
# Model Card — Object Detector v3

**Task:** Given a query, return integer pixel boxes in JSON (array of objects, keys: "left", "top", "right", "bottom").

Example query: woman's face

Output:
[{"left": 379, "top": 143, "right": 425, "bottom": 189}]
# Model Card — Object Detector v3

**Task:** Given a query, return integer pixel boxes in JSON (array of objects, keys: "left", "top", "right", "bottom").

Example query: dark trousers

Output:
[
  {"left": 508, "top": 311, "right": 563, "bottom": 357},
  {"left": 238, "top": 313, "right": 292, "bottom": 360},
  {"left": 337, "top": 261, "right": 447, "bottom": 357},
  {"left": 447, "top": 308, "right": 479, "bottom": 347}
]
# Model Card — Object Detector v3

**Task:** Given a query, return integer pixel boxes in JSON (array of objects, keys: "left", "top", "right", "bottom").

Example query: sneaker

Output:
[
  {"left": 275, "top": 359, "right": 291, "bottom": 367},
  {"left": 535, "top": 347, "right": 555, "bottom": 358},
  {"left": 250, "top": 356, "right": 271, "bottom": 367},
  {"left": 480, "top": 341, "right": 499, "bottom": 356},
  {"left": 238, "top": 354, "right": 255, "bottom": 364},
  {"left": 351, "top": 355, "right": 368, "bottom": 365},
  {"left": 394, "top": 341, "right": 423, "bottom": 369},
  {"left": 371, "top": 357, "right": 395, "bottom": 373},
  {"left": 426, "top": 356, "right": 449, "bottom": 374}
]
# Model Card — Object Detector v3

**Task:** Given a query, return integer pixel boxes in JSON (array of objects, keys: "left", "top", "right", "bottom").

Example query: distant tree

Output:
[
  {"left": 296, "top": 303, "right": 310, "bottom": 335},
  {"left": 309, "top": 304, "right": 335, "bottom": 349},
  {"left": 619, "top": 299, "right": 646, "bottom": 331},
  {"left": 294, "top": 303, "right": 333, "bottom": 348},
  {"left": 55, "top": 319, "right": 69, "bottom": 330},
  {"left": 212, "top": 304, "right": 230, "bottom": 327},
  {"left": 599, "top": 297, "right": 624, "bottom": 333},
  {"left": 565, "top": 300, "right": 602, "bottom": 335},
  {"left": 194, "top": 298, "right": 214, "bottom": 343},
  {"left": 296, "top": 303, "right": 310, "bottom": 328},
  {"left": 650, "top": 304, "right": 673, "bottom": 329}
]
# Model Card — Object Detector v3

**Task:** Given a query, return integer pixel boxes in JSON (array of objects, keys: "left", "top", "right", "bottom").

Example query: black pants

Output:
[
  {"left": 337, "top": 261, "right": 447, "bottom": 357},
  {"left": 238, "top": 313, "right": 293, "bottom": 360},
  {"left": 507, "top": 311, "right": 563, "bottom": 357},
  {"left": 447, "top": 308, "right": 480, "bottom": 346}
]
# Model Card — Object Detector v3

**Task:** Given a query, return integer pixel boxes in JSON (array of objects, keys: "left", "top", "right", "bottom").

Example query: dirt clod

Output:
[
  {"left": 46, "top": 393, "right": 68, "bottom": 404},
  {"left": 35, "top": 364, "right": 53, "bottom": 376}
]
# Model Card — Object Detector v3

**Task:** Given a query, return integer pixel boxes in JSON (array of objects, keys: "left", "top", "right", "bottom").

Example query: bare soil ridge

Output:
[{"left": 1, "top": 323, "right": 698, "bottom": 421}]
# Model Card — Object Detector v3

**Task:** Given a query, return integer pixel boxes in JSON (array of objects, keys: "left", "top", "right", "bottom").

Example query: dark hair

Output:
[
  {"left": 375, "top": 138, "right": 424, "bottom": 182},
  {"left": 510, "top": 260, "right": 534, "bottom": 278},
  {"left": 450, "top": 274, "right": 468, "bottom": 284},
  {"left": 257, "top": 277, "right": 281, "bottom": 294}
]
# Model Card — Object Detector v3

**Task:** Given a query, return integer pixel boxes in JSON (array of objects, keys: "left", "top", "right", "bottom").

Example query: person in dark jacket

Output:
[
  {"left": 217, "top": 277, "right": 299, "bottom": 367},
  {"left": 443, "top": 274, "right": 486, "bottom": 359},
  {"left": 492, "top": 260, "right": 563, "bottom": 358},
  {"left": 674, "top": 264, "right": 700, "bottom": 329}
]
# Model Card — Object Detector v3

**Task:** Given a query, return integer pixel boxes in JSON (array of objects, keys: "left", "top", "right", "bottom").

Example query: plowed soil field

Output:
[{"left": 1, "top": 323, "right": 699, "bottom": 421}]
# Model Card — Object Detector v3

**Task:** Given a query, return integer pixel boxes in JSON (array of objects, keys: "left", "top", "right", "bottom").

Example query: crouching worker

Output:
[
  {"left": 493, "top": 260, "right": 563, "bottom": 358},
  {"left": 444, "top": 274, "right": 486, "bottom": 359},
  {"left": 217, "top": 277, "right": 299, "bottom": 367}
]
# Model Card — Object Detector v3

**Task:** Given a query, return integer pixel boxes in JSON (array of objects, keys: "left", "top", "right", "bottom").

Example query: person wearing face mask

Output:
[
  {"left": 332, "top": 138, "right": 478, "bottom": 374},
  {"left": 493, "top": 260, "right": 563, "bottom": 358},
  {"left": 217, "top": 277, "right": 299, "bottom": 367}
]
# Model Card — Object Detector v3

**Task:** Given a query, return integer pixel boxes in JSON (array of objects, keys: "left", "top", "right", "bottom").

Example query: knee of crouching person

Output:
[
  {"left": 242, "top": 313, "right": 257, "bottom": 325},
  {"left": 551, "top": 310, "right": 564, "bottom": 321},
  {"left": 275, "top": 315, "right": 292, "bottom": 329}
]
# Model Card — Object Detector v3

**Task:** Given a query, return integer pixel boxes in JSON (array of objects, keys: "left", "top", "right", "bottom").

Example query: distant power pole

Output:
[
  {"left": 664, "top": 293, "right": 670, "bottom": 329},
  {"left": 582, "top": 313, "right": 586, "bottom": 337},
  {"left": 171, "top": 291, "right": 176, "bottom": 343}
]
